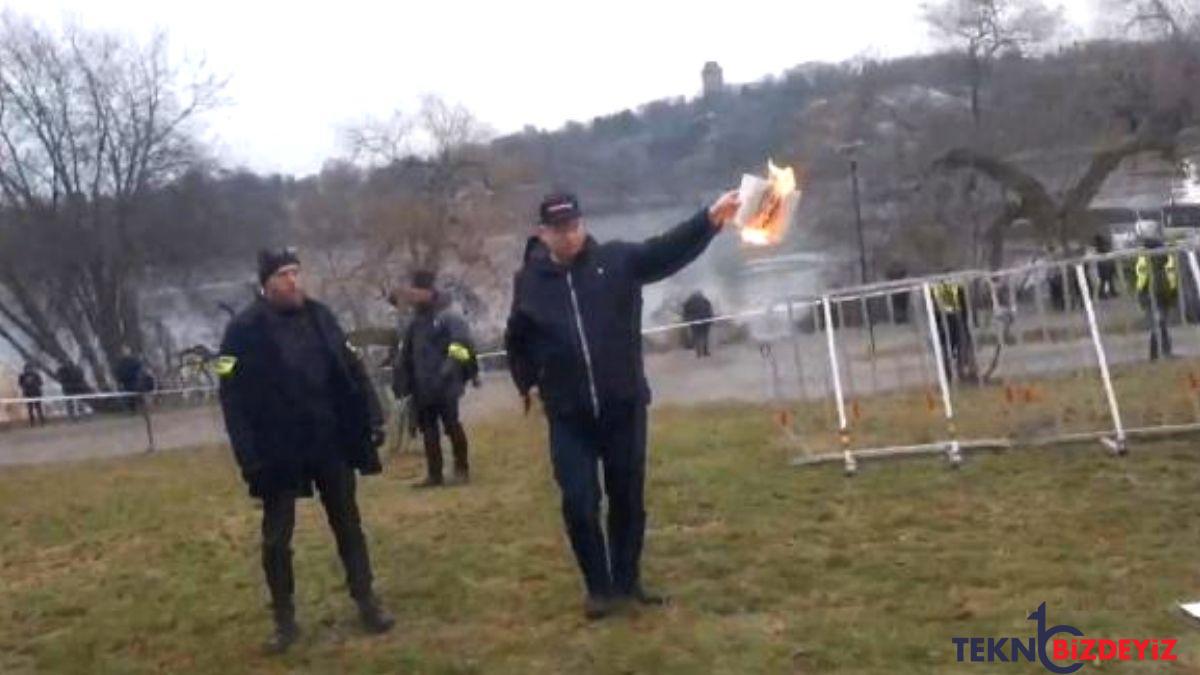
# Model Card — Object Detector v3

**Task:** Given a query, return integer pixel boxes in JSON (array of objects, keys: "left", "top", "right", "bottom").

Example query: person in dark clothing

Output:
[
  {"left": 681, "top": 291, "right": 715, "bottom": 358},
  {"left": 55, "top": 362, "right": 88, "bottom": 419},
  {"left": 113, "top": 350, "right": 147, "bottom": 413},
  {"left": 932, "top": 281, "right": 976, "bottom": 383},
  {"left": 1093, "top": 233, "right": 1118, "bottom": 299},
  {"left": 1044, "top": 246, "right": 1068, "bottom": 312},
  {"left": 1134, "top": 221, "right": 1179, "bottom": 361},
  {"left": 392, "top": 270, "right": 479, "bottom": 488},
  {"left": 18, "top": 363, "right": 45, "bottom": 427},
  {"left": 218, "top": 247, "right": 393, "bottom": 654},
  {"left": 885, "top": 263, "right": 910, "bottom": 324},
  {"left": 505, "top": 188, "right": 740, "bottom": 620}
]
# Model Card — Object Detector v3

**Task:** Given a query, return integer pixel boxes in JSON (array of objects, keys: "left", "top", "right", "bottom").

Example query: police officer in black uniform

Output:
[
  {"left": 393, "top": 270, "right": 479, "bottom": 488},
  {"left": 682, "top": 291, "right": 715, "bottom": 358},
  {"left": 18, "top": 363, "right": 45, "bottom": 427},
  {"left": 218, "top": 248, "right": 394, "bottom": 653},
  {"left": 505, "top": 189, "right": 740, "bottom": 619}
]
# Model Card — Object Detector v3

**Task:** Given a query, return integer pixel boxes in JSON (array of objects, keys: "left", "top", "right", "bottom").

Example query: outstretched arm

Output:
[{"left": 630, "top": 190, "right": 739, "bottom": 283}]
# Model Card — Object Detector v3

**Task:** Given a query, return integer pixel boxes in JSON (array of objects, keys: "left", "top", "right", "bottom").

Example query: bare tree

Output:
[
  {"left": 299, "top": 98, "right": 529, "bottom": 332},
  {"left": 1096, "top": 1, "right": 1200, "bottom": 130},
  {"left": 933, "top": 108, "right": 1185, "bottom": 267},
  {"left": 921, "top": 0, "right": 1063, "bottom": 265},
  {"left": 923, "top": 0, "right": 1064, "bottom": 128},
  {"left": 0, "top": 14, "right": 222, "bottom": 387},
  {"left": 1098, "top": 0, "right": 1200, "bottom": 40},
  {"left": 343, "top": 111, "right": 412, "bottom": 166},
  {"left": 349, "top": 96, "right": 518, "bottom": 275},
  {"left": 928, "top": 2, "right": 1200, "bottom": 269}
]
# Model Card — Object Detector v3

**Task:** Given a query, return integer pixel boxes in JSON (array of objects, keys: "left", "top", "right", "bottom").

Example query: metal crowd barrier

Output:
[
  {"left": 776, "top": 244, "right": 1200, "bottom": 474},
  {"left": 6, "top": 244, "right": 1197, "bottom": 473}
]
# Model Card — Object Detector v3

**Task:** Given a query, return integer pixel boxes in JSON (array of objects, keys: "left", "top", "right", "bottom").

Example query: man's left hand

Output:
[
  {"left": 370, "top": 427, "right": 386, "bottom": 448},
  {"left": 707, "top": 189, "right": 741, "bottom": 230}
]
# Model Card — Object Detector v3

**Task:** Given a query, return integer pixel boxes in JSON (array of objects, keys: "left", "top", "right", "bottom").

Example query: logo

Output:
[{"left": 952, "top": 603, "right": 1176, "bottom": 672}]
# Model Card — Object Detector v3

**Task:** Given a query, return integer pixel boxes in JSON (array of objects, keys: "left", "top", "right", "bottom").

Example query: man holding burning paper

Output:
[{"left": 504, "top": 188, "right": 742, "bottom": 619}]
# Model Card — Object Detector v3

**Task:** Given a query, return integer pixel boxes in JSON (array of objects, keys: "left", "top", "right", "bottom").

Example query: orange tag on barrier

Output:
[
  {"left": 926, "top": 390, "right": 937, "bottom": 412},
  {"left": 851, "top": 400, "right": 862, "bottom": 421}
]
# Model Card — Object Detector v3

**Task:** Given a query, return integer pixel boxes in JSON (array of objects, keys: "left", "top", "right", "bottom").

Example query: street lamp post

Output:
[
  {"left": 849, "top": 157, "right": 868, "bottom": 286},
  {"left": 838, "top": 141, "right": 874, "bottom": 353}
]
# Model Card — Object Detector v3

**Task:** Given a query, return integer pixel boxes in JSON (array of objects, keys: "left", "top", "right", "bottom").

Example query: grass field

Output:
[{"left": 3, "top": 401, "right": 1200, "bottom": 674}]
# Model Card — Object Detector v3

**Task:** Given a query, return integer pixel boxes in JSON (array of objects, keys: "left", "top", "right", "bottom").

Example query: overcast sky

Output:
[{"left": 5, "top": 0, "right": 1099, "bottom": 176}]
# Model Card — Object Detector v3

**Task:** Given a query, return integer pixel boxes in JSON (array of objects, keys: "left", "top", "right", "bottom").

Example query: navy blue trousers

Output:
[{"left": 548, "top": 402, "right": 647, "bottom": 598}]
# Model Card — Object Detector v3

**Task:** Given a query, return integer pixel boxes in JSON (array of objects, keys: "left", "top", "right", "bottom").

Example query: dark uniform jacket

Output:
[
  {"left": 218, "top": 297, "right": 383, "bottom": 498},
  {"left": 18, "top": 371, "right": 42, "bottom": 397},
  {"left": 682, "top": 292, "right": 715, "bottom": 323},
  {"left": 392, "top": 294, "right": 478, "bottom": 407},
  {"left": 504, "top": 208, "right": 718, "bottom": 418}
]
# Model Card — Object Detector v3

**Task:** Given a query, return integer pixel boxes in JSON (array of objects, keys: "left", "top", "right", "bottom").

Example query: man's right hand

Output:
[
  {"left": 521, "top": 389, "right": 533, "bottom": 416},
  {"left": 707, "top": 189, "right": 741, "bottom": 229}
]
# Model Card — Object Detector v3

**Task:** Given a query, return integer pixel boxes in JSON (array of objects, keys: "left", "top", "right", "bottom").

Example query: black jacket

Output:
[
  {"left": 682, "top": 292, "right": 715, "bottom": 323},
  {"left": 505, "top": 208, "right": 718, "bottom": 418},
  {"left": 392, "top": 294, "right": 478, "bottom": 407},
  {"left": 55, "top": 364, "right": 88, "bottom": 396},
  {"left": 114, "top": 356, "right": 144, "bottom": 392},
  {"left": 218, "top": 297, "right": 384, "bottom": 498},
  {"left": 18, "top": 371, "right": 42, "bottom": 397}
]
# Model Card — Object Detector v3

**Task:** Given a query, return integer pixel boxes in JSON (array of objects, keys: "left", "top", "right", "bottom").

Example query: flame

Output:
[
  {"left": 768, "top": 158, "right": 796, "bottom": 194},
  {"left": 739, "top": 158, "right": 800, "bottom": 247},
  {"left": 741, "top": 227, "right": 772, "bottom": 246}
]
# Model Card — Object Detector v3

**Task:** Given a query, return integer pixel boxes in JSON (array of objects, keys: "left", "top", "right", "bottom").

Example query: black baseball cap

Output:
[{"left": 539, "top": 192, "right": 582, "bottom": 226}]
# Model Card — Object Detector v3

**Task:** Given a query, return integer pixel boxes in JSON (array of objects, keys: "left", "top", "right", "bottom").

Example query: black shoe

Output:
[
  {"left": 263, "top": 607, "right": 300, "bottom": 655},
  {"left": 412, "top": 476, "right": 443, "bottom": 489},
  {"left": 583, "top": 595, "right": 617, "bottom": 620},
  {"left": 619, "top": 585, "right": 669, "bottom": 607},
  {"left": 357, "top": 596, "right": 395, "bottom": 634}
]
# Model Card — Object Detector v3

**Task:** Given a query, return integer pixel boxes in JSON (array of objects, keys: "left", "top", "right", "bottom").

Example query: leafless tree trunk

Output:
[
  {"left": 0, "top": 15, "right": 221, "bottom": 387},
  {"left": 934, "top": 112, "right": 1183, "bottom": 265}
]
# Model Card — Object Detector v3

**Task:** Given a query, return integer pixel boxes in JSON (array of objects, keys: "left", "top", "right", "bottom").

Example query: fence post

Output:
[
  {"left": 1187, "top": 250, "right": 1200, "bottom": 321},
  {"left": 861, "top": 296, "right": 880, "bottom": 395},
  {"left": 1075, "top": 263, "right": 1126, "bottom": 456},
  {"left": 823, "top": 296, "right": 855, "bottom": 476},
  {"left": 786, "top": 300, "right": 809, "bottom": 401},
  {"left": 922, "top": 283, "right": 962, "bottom": 467},
  {"left": 140, "top": 393, "right": 156, "bottom": 454}
]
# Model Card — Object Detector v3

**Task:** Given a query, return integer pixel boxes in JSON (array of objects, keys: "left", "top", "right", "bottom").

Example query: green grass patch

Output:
[{"left": 2, "top": 404, "right": 1200, "bottom": 673}]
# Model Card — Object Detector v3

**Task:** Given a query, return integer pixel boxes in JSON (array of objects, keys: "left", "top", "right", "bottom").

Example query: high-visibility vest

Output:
[
  {"left": 1134, "top": 253, "right": 1179, "bottom": 296},
  {"left": 933, "top": 283, "right": 962, "bottom": 314}
]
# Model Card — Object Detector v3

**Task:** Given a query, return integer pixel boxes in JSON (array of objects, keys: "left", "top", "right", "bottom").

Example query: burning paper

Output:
[{"left": 734, "top": 159, "right": 801, "bottom": 246}]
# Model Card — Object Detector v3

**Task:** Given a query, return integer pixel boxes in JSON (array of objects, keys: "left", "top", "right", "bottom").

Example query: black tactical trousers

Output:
[{"left": 261, "top": 461, "right": 374, "bottom": 609}]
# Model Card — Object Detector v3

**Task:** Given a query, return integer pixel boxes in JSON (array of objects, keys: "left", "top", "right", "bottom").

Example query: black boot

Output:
[
  {"left": 619, "top": 584, "right": 669, "bottom": 607},
  {"left": 263, "top": 602, "right": 300, "bottom": 655},
  {"left": 583, "top": 594, "right": 617, "bottom": 620},
  {"left": 412, "top": 475, "right": 443, "bottom": 489},
  {"left": 357, "top": 595, "right": 395, "bottom": 634}
]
